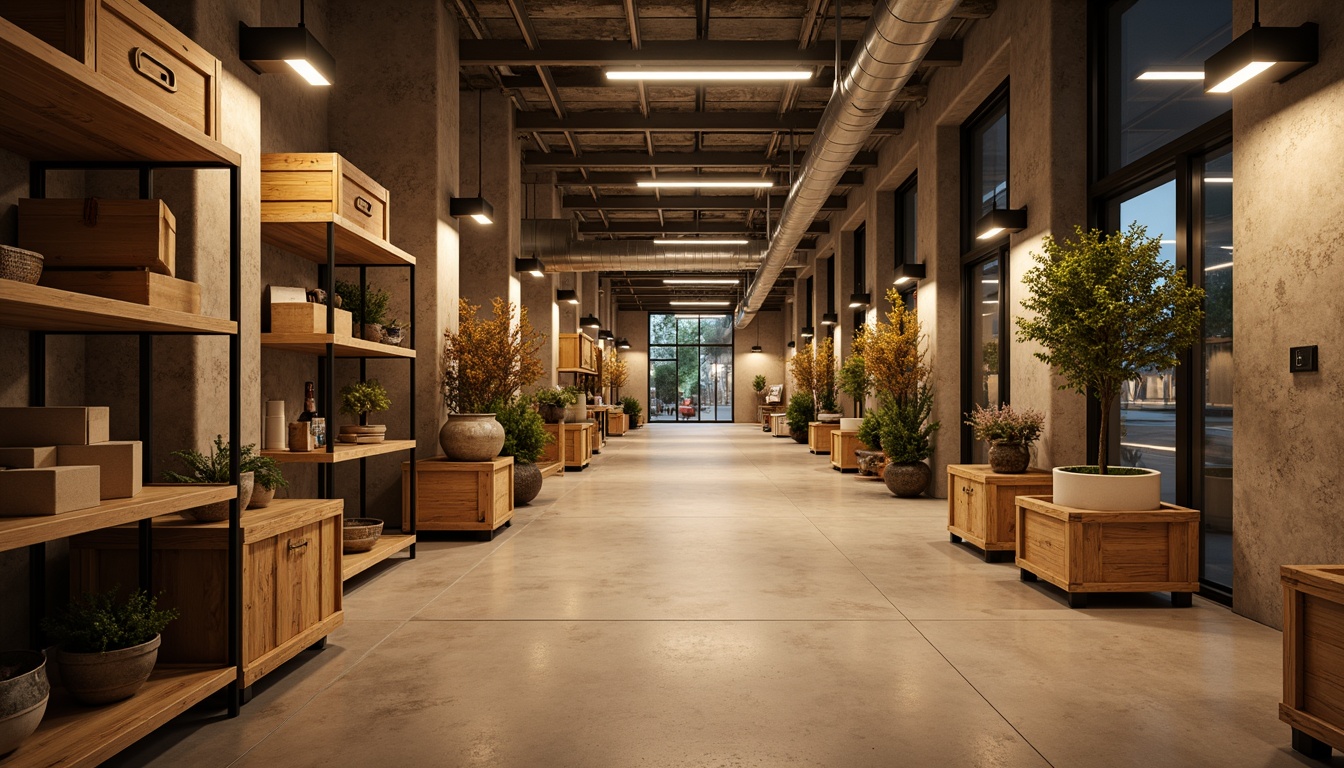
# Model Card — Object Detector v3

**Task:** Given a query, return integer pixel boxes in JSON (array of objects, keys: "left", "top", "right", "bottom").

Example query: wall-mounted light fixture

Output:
[
  {"left": 820, "top": 312, "right": 838, "bottom": 326},
  {"left": 515, "top": 257, "right": 545, "bottom": 277},
  {"left": 580, "top": 314, "right": 601, "bottom": 330},
  {"left": 847, "top": 292, "right": 871, "bottom": 309},
  {"left": 975, "top": 207, "right": 1027, "bottom": 241},
  {"left": 617, "top": 338, "right": 631, "bottom": 350},
  {"left": 1204, "top": 5, "right": 1317, "bottom": 94},
  {"left": 450, "top": 91, "right": 495, "bottom": 224},
  {"left": 598, "top": 330, "right": 615, "bottom": 342},
  {"left": 787, "top": 340, "right": 796, "bottom": 349},
  {"left": 800, "top": 326, "right": 815, "bottom": 339},
  {"left": 239, "top": 1, "right": 334, "bottom": 86},
  {"left": 557, "top": 289, "right": 579, "bottom": 305},
  {"left": 893, "top": 263, "right": 926, "bottom": 285}
]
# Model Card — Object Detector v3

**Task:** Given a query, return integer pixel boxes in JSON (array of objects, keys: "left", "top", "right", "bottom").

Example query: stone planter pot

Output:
[
  {"left": 56, "top": 635, "right": 160, "bottom": 705},
  {"left": 342, "top": 518, "right": 384, "bottom": 553},
  {"left": 883, "top": 461, "right": 931, "bottom": 498},
  {"left": 514, "top": 461, "right": 543, "bottom": 505},
  {"left": 1053, "top": 466, "right": 1161, "bottom": 511},
  {"left": 360, "top": 323, "right": 384, "bottom": 343},
  {"left": 247, "top": 484, "right": 275, "bottom": 509},
  {"left": 382, "top": 326, "right": 406, "bottom": 346},
  {"left": 0, "top": 651, "right": 48, "bottom": 757},
  {"left": 817, "top": 412, "right": 842, "bottom": 423},
  {"left": 790, "top": 427, "right": 808, "bottom": 444},
  {"left": 181, "top": 472, "right": 253, "bottom": 522},
  {"left": 538, "top": 403, "right": 566, "bottom": 424},
  {"left": 988, "top": 442, "right": 1031, "bottom": 474},
  {"left": 438, "top": 414, "right": 505, "bottom": 462},
  {"left": 839, "top": 417, "right": 863, "bottom": 431}
]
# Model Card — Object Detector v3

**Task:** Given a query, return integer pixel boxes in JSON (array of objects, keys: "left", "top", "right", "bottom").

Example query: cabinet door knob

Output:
[{"left": 287, "top": 538, "right": 309, "bottom": 551}]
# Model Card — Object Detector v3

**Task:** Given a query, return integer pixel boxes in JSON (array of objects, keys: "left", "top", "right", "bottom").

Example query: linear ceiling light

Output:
[
  {"left": 1136, "top": 70, "right": 1204, "bottom": 81},
  {"left": 239, "top": 2, "right": 334, "bottom": 86},
  {"left": 669, "top": 301, "right": 731, "bottom": 307},
  {"left": 663, "top": 279, "right": 740, "bottom": 285},
  {"left": 605, "top": 70, "right": 813, "bottom": 81},
  {"left": 892, "top": 263, "right": 926, "bottom": 285},
  {"left": 515, "top": 257, "right": 545, "bottom": 277},
  {"left": 653, "top": 239, "right": 751, "bottom": 246},
  {"left": 636, "top": 179, "right": 775, "bottom": 189},
  {"left": 557, "top": 289, "right": 579, "bottom": 304},
  {"left": 1204, "top": 19, "right": 1318, "bottom": 94},
  {"left": 1205, "top": 177, "right": 1234, "bottom": 183},
  {"left": 975, "top": 207, "right": 1028, "bottom": 241}
]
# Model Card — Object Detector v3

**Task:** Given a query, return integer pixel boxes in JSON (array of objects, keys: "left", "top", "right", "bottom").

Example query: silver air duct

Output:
[
  {"left": 733, "top": 0, "right": 962, "bottom": 328},
  {"left": 522, "top": 219, "right": 771, "bottom": 272}
]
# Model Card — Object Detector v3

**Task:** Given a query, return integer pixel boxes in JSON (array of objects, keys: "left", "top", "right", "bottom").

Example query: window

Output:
[
  {"left": 852, "top": 224, "right": 866, "bottom": 333},
  {"left": 647, "top": 314, "right": 734, "bottom": 423},
  {"left": 963, "top": 254, "right": 1006, "bottom": 463},
  {"left": 895, "top": 174, "right": 918, "bottom": 308},
  {"left": 963, "top": 86, "right": 1009, "bottom": 249}
]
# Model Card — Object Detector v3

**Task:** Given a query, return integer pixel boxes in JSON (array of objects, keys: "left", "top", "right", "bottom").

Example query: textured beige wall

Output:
[
  {"left": 733, "top": 310, "right": 788, "bottom": 423},
  {"left": 1230, "top": 0, "right": 1344, "bottom": 627}
]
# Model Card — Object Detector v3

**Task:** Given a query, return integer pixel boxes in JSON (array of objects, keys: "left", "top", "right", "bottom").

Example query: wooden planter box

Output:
[
  {"left": 69, "top": 499, "right": 344, "bottom": 689},
  {"left": 261, "top": 153, "right": 390, "bottom": 240},
  {"left": 1281, "top": 565, "right": 1344, "bottom": 759},
  {"left": 540, "top": 422, "right": 567, "bottom": 474},
  {"left": 588, "top": 417, "right": 604, "bottom": 454},
  {"left": 770, "top": 413, "right": 790, "bottom": 437},
  {"left": 608, "top": 411, "right": 628, "bottom": 436},
  {"left": 808, "top": 422, "right": 839, "bottom": 454},
  {"left": 829, "top": 430, "right": 869, "bottom": 472},
  {"left": 1014, "top": 495, "right": 1199, "bottom": 608},
  {"left": 947, "top": 464, "right": 1053, "bottom": 562},
  {"left": 559, "top": 423, "right": 592, "bottom": 470},
  {"left": 403, "top": 457, "right": 513, "bottom": 539}
]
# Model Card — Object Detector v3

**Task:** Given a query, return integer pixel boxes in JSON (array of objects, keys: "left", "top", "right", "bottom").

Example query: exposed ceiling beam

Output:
[
  {"left": 555, "top": 171, "right": 865, "bottom": 187},
  {"left": 578, "top": 221, "right": 829, "bottom": 235},
  {"left": 462, "top": 39, "right": 961, "bottom": 68},
  {"left": 563, "top": 195, "right": 846, "bottom": 211},
  {"left": 515, "top": 111, "right": 902, "bottom": 134},
  {"left": 525, "top": 151, "right": 878, "bottom": 168}
]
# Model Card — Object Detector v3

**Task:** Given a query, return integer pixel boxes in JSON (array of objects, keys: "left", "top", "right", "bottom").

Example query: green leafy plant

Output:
[
  {"left": 340, "top": 379, "right": 392, "bottom": 420},
  {"left": 621, "top": 396, "right": 642, "bottom": 421},
  {"left": 878, "top": 387, "right": 940, "bottom": 464},
  {"left": 534, "top": 388, "right": 578, "bottom": 408},
  {"left": 491, "top": 397, "right": 552, "bottom": 464},
  {"left": 814, "top": 335, "right": 838, "bottom": 412},
  {"left": 335, "top": 280, "right": 391, "bottom": 326},
  {"left": 786, "top": 392, "right": 815, "bottom": 434},
  {"left": 163, "top": 435, "right": 256, "bottom": 484},
  {"left": 838, "top": 351, "right": 868, "bottom": 416},
  {"left": 42, "top": 588, "right": 178, "bottom": 654},
  {"left": 242, "top": 453, "right": 288, "bottom": 492},
  {"left": 858, "top": 408, "right": 883, "bottom": 452},
  {"left": 964, "top": 403, "right": 1044, "bottom": 446},
  {"left": 752, "top": 374, "right": 767, "bottom": 393},
  {"left": 1015, "top": 224, "right": 1204, "bottom": 475}
]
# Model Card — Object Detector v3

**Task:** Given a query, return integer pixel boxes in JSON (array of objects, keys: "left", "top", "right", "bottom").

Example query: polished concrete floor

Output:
[{"left": 109, "top": 424, "right": 1309, "bottom": 767}]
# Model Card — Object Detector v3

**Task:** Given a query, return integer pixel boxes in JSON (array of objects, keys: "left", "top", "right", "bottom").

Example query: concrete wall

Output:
[
  {"left": 1230, "top": 0, "right": 1344, "bottom": 627},
  {"left": 733, "top": 310, "right": 789, "bottom": 423}
]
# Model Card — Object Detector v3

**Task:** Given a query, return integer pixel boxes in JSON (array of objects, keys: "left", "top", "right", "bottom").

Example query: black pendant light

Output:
[
  {"left": 451, "top": 90, "right": 495, "bottom": 224},
  {"left": 240, "top": 0, "right": 334, "bottom": 86},
  {"left": 1204, "top": 1, "right": 1317, "bottom": 94},
  {"left": 557, "top": 289, "right": 579, "bottom": 304},
  {"left": 580, "top": 314, "right": 601, "bottom": 330},
  {"left": 750, "top": 320, "right": 762, "bottom": 353},
  {"left": 893, "top": 262, "right": 926, "bottom": 286}
]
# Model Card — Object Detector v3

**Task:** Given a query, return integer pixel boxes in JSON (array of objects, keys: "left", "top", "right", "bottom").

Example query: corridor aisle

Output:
[{"left": 109, "top": 424, "right": 1293, "bottom": 767}]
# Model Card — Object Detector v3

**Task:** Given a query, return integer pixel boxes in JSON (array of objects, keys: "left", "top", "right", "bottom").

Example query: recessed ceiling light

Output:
[
  {"left": 663, "top": 279, "right": 739, "bottom": 285},
  {"left": 1136, "top": 70, "right": 1204, "bottom": 81},
  {"left": 606, "top": 70, "right": 813, "bottom": 81},
  {"left": 653, "top": 239, "right": 751, "bottom": 246}
]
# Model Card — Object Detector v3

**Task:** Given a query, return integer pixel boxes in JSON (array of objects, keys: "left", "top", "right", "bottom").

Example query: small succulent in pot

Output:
[
  {"left": 964, "top": 403, "right": 1044, "bottom": 474},
  {"left": 241, "top": 453, "right": 287, "bottom": 508},
  {"left": 382, "top": 318, "right": 407, "bottom": 346},
  {"left": 41, "top": 588, "right": 178, "bottom": 705},
  {"left": 162, "top": 435, "right": 256, "bottom": 520}
]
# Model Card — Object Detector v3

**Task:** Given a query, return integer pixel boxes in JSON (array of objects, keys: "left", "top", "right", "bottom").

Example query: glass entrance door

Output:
[{"left": 648, "top": 313, "right": 734, "bottom": 422}]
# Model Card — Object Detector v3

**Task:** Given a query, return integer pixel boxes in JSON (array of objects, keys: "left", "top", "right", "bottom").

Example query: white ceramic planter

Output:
[
  {"left": 839, "top": 417, "right": 863, "bottom": 431},
  {"left": 1052, "top": 467, "right": 1161, "bottom": 511}
]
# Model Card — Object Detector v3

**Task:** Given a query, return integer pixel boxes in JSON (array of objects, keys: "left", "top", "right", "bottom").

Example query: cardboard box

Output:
[
  {"left": 39, "top": 270, "right": 201, "bottom": 314},
  {"left": 0, "top": 407, "right": 110, "bottom": 447},
  {"left": 58, "top": 441, "right": 142, "bottom": 499},
  {"left": 0, "top": 465, "right": 101, "bottom": 516},
  {"left": 0, "top": 446, "right": 58, "bottom": 468},
  {"left": 270, "top": 302, "right": 353, "bottom": 337}
]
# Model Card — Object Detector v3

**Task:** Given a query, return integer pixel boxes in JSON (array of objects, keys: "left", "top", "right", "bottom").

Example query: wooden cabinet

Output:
[
  {"left": 946, "top": 464, "right": 1052, "bottom": 562},
  {"left": 807, "top": 422, "right": 839, "bottom": 454},
  {"left": 1014, "top": 495, "right": 1199, "bottom": 608},
  {"left": 1281, "top": 565, "right": 1344, "bottom": 760},
  {"left": 403, "top": 457, "right": 513, "bottom": 538},
  {"left": 69, "top": 499, "right": 344, "bottom": 689},
  {"left": 261, "top": 153, "right": 391, "bottom": 241},
  {"left": 559, "top": 332, "right": 597, "bottom": 373},
  {"left": 829, "top": 430, "right": 869, "bottom": 472}
]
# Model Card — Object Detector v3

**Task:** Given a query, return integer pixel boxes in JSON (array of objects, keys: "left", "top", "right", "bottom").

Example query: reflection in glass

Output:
[
  {"left": 966, "top": 100, "right": 1009, "bottom": 249},
  {"left": 967, "top": 258, "right": 1001, "bottom": 464},
  {"left": 1202, "top": 150, "right": 1234, "bottom": 590},
  {"left": 1111, "top": 179, "right": 1178, "bottom": 503}
]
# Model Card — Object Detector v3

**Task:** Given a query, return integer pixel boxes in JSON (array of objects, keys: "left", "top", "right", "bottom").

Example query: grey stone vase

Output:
[
  {"left": 0, "top": 651, "right": 48, "bottom": 757},
  {"left": 883, "top": 461, "right": 932, "bottom": 498},
  {"left": 439, "top": 414, "right": 506, "bottom": 461},
  {"left": 514, "top": 461, "right": 543, "bottom": 505},
  {"left": 988, "top": 441, "right": 1031, "bottom": 474}
]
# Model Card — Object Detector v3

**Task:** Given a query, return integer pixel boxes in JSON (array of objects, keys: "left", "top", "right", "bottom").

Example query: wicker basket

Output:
[{"left": 0, "top": 245, "right": 43, "bottom": 284}]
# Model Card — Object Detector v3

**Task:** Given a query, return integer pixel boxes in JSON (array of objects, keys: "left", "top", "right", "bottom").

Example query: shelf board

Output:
[
  {"left": 1, "top": 664, "right": 235, "bottom": 768},
  {"left": 260, "top": 333, "right": 415, "bottom": 358},
  {"left": 260, "top": 215, "right": 416, "bottom": 266},
  {"left": 342, "top": 533, "right": 415, "bottom": 581},
  {"left": 539, "top": 460, "right": 564, "bottom": 478},
  {"left": 262, "top": 439, "right": 417, "bottom": 464},
  {"left": 0, "top": 19, "right": 239, "bottom": 165},
  {"left": 0, "top": 281, "right": 236, "bottom": 335},
  {"left": 0, "top": 484, "right": 236, "bottom": 553}
]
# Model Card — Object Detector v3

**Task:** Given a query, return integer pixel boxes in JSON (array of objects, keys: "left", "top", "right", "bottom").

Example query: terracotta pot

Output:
[
  {"left": 988, "top": 441, "right": 1031, "bottom": 474},
  {"left": 514, "top": 461, "right": 543, "bottom": 505},
  {"left": 181, "top": 472, "right": 253, "bottom": 522},
  {"left": 247, "top": 484, "right": 275, "bottom": 509},
  {"left": 1053, "top": 466, "right": 1161, "bottom": 511},
  {"left": 343, "top": 518, "right": 384, "bottom": 553},
  {"left": 438, "top": 414, "right": 505, "bottom": 462},
  {"left": 56, "top": 635, "right": 159, "bottom": 705},
  {"left": 538, "top": 403, "right": 566, "bottom": 424},
  {"left": 0, "top": 651, "right": 48, "bottom": 757},
  {"left": 883, "top": 461, "right": 931, "bottom": 497}
]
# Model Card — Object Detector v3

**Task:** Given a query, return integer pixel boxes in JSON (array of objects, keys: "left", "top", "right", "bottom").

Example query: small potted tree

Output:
[
  {"left": 787, "top": 343, "right": 818, "bottom": 443},
  {"left": 162, "top": 435, "right": 255, "bottom": 521},
  {"left": 862, "top": 289, "right": 940, "bottom": 496},
  {"left": 338, "top": 379, "right": 391, "bottom": 444},
  {"left": 814, "top": 336, "right": 841, "bottom": 422},
  {"left": 494, "top": 396, "right": 553, "bottom": 505},
  {"left": 838, "top": 341, "right": 868, "bottom": 430},
  {"left": 877, "top": 387, "right": 940, "bottom": 497},
  {"left": 335, "top": 279, "right": 392, "bottom": 343},
  {"left": 621, "top": 395, "right": 643, "bottom": 428},
  {"left": 1016, "top": 224, "right": 1203, "bottom": 510},
  {"left": 964, "top": 404, "right": 1045, "bottom": 474},
  {"left": 41, "top": 588, "right": 177, "bottom": 705}
]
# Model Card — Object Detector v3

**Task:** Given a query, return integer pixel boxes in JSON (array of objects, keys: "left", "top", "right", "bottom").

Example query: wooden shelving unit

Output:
[
  {"left": 261, "top": 439, "right": 417, "bottom": 464},
  {"left": 0, "top": 5, "right": 247, "bottom": 760},
  {"left": 260, "top": 215, "right": 415, "bottom": 266},
  {"left": 342, "top": 533, "right": 416, "bottom": 581},
  {"left": 260, "top": 333, "right": 415, "bottom": 358}
]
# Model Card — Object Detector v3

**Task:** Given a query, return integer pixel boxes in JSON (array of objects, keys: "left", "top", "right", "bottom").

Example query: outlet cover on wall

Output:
[{"left": 1290, "top": 345, "right": 1318, "bottom": 373}]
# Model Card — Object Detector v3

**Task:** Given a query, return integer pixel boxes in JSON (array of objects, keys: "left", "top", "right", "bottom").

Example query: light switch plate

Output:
[{"left": 1290, "top": 345, "right": 1318, "bottom": 373}]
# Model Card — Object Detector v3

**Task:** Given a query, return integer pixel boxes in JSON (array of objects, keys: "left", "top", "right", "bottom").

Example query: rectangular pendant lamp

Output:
[
  {"left": 515, "top": 257, "right": 545, "bottom": 277},
  {"left": 581, "top": 314, "right": 601, "bottom": 329},
  {"left": 893, "top": 263, "right": 926, "bottom": 285},
  {"left": 239, "top": 21, "right": 335, "bottom": 86},
  {"left": 975, "top": 207, "right": 1027, "bottom": 241},
  {"left": 451, "top": 197, "right": 494, "bottom": 225},
  {"left": 800, "top": 326, "right": 815, "bottom": 339},
  {"left": 1204, "top": 22, "right": 1318, "bottom": 93},
  {"left": 848, "top": 292, "right": 871, "bottom": 309},
  {"left": 820, "top": 312, "right": 838, "bottom": 326},
  {"left": 557, "top": 289, "right": 579, "bottom": 305}
]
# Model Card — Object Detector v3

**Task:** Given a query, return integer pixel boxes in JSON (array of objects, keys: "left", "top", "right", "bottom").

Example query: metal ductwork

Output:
[
  {"left": 522, "top": 219, "right": 772, "bottom": 272},
  {"left": 733, "top": 0, "right": 962, "bottom": 329}
]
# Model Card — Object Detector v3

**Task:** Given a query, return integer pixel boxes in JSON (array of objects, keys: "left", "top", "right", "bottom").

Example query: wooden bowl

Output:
[{"left": 343, "top": 517, "right": 384, "bottom": 553}]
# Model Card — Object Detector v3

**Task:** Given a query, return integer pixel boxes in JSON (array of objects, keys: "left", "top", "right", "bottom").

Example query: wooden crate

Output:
[
  {"left": 403, "top": 457, "right": 513, "bottom": 537},
  {"left": 0, "top": 0, "right": 222, "bottom": 138},
  {"left": 269, "top": 301, "right": 353, "bottom": 337},
  {"left": 808, "top": 422, "right": 839, "bottom": 454},
  {"left": 540, "top": 422, "right": 566, "bottom": 473},
  {"left": 770, "top": 412, "right": 790, "bottom": 437},
  {"left": 563, "top": 423, "right": 592, "bottom": 470},
  {"left": 19, "top": 197, "right": 176, "bottom": 274},
  {"left": 39, "top": 269, "right": 199, "bottom": 313},
  {"left": 947, "top": 464, "right": 1053, "bottom": 562},
  {"left": 608, "top": 411, "right": 628, "bottom": 436},
  {"left": 69, "top": 499, "right": 344, "bottom": 689},
  {"left": 1014, "top": 495, "right": 1199, "bottom": 608},
  {"left": 558, "top": 332, "right": 596, "bottom": 372},
  {"left": 1281, "top": 565, "right": 1344, "bottom": 759},
  {"left": 588, "top": 415, "right": 604, "bottom": 454},
  {"left": 829, "top": 430, "right": 869, "bottom": 472},
  {"left": 261, "top": 153, "right": 390, "bottom": 241}
]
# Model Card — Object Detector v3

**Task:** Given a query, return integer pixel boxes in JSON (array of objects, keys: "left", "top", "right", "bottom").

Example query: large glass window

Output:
[
  {"left": 1200, "top": 149, "right": 1234, "bottom": 589},
  {"left": 1104, "top": 0, "right": 1232, "bottom": 172},
  {"left": 964, "top": 255, "right": 1005, "bottom": 463},
  {"left": 964, "top": 89, "right": 1009, "bottom": 248},
  {"left": 647, "top": 313, "right": 733, "bottom": 422}
]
